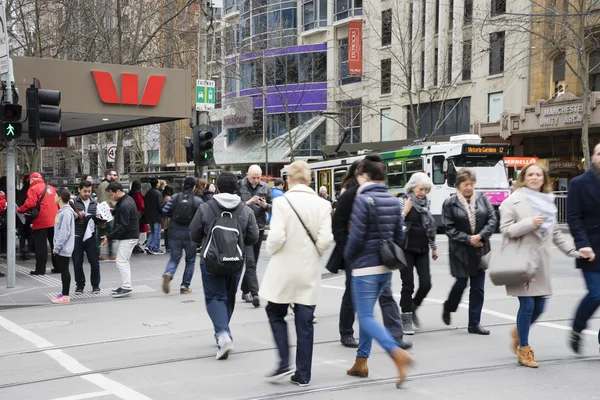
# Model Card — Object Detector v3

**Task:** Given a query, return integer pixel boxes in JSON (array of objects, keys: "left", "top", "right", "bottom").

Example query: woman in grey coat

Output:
[{"left": 500, "top": 163, "right": 579, "bottom": 368}]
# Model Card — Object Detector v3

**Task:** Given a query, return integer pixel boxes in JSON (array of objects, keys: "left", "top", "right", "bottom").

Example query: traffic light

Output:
[
  {"left": 26, "top": 79, "right": 61, "bottom": 141},
  {"left": 1, "top": 104, "right": 22, "bottom": 122},
  {"left": 2, "top": 122, "right": 22, "bottom": 140},
  {"left": 184, "top": 137, "right": 194, "bottom": 163},
  {"left": 193, "top": 124, "right": 213, "bottom": 166}
]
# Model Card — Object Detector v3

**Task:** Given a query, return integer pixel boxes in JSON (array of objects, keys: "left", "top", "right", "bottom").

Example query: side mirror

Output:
[{"left": 442, "top": 160, "right": 448, "bottom": 172}]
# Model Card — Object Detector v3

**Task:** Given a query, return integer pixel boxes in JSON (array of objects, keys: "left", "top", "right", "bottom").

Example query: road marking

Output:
[
  {"left": 0, "top": 264, "right": 63, "bottom": 286},
  {"left": 0, "top": 287, "right": 38, "bottom": 297},
  {"left": 0, "top": 315, "right": 153, "bottom": 400},
  {"left": 49, "top": 391, "right": 111, "bottom": 400},
  {"left": 45, "top": 285, "right": 157, "bottom": 300},
  {"left": 321, "top": 283, "right": 597, "bottom": 336}
]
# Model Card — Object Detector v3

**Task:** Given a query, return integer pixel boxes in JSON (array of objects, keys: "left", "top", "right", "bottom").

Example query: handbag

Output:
[
  {"left": 28, "top": 184, "right": 48, "bottom": 221},
  {"left": 284, "top": 197, "right": 321, "bottom": 257},
  {"left": 488, "top": 236, "right": 536, "bottom": 286},
  {"left": 366, "top": 196, "right": 408, "bottom": 271}
]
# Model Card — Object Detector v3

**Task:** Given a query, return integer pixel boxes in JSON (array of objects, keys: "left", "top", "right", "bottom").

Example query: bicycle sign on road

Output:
[{"left": 196, "top": 80, "right": 215, "bottom": 112}]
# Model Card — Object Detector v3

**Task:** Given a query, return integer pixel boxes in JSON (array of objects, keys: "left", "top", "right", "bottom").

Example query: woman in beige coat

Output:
[
  {"left": 260, "top": 160, "right": 333, "bottom": 387},
  {"left": 500, "top": 163, "right": 579, "bottom": 368}
]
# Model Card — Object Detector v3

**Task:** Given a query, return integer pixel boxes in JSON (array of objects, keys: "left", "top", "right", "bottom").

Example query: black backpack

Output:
[
  {"left": 203, "top": 200, "right": 245, "bottom": 275},
  {"left": 172, "top": 191, "right": 197, "bottom": 225}
]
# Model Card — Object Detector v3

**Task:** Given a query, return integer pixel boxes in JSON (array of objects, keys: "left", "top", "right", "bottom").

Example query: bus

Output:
[{"left": 281, "top": 134, "right": 510, "bottom": 226}]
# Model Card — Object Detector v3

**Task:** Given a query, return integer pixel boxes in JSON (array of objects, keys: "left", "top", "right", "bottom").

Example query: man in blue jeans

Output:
[
  {"left": 144, "top": 178, "right": 164, "bottom": 255},
  {"left": 189, "top": 172, "right": 259, "bottom": 360},
  {"left": 567, "top": 142, "right": 600, "bottom": 353},
  {"left": 161, "top": 177, "right": 203, "bottom": 294}
]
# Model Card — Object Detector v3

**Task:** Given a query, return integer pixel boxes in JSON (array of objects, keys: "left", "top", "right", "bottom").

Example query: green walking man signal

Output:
[{"left": 2, "top": 122, "right": 22, "bottom": 140}]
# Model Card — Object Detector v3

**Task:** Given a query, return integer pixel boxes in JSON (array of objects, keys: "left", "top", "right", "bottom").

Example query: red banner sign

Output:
[
  {"left": 504, "top": 157, "right": 538, "bottom": 168},
  {"left": 348, "top": 20, "right": 362, "bottom": 76}
]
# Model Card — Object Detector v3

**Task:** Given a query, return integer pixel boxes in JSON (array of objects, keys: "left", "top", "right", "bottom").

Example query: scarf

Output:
[
  {"left": 456, "top": 191, "right": 477, "bottom": 234},
  {"left": 521, "top": 187, "right": 556, "bottom": 235},
  {"left": 407, "top": 193, "right": 437, "bottom": 243}
]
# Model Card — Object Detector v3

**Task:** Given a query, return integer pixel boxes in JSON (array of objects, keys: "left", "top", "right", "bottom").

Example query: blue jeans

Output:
[
  {"left": 517, "top": 296, "right": 546, "bottom": 347},
  {"left": 147, "top": 222, "right": 162, "bottom": 252},
  {"left": 164, "top": 236, "right": 196, "bottom": 288},
  {"left": 200, "top": 263, "right": 241, "bottom": 337},
  {"left": 573, "top": 270, "right": 600, "bottom": 343},
  {"left": 266, "top": 302, "right": 315, "bottom": 383},
  {"left": 352, "top": 273, "right": 399, "bottom": 358}
]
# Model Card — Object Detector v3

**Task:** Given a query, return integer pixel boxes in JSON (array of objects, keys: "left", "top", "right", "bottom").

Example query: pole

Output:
[
  {"left": 5, "top": 57, "right": 15, "bottom": 288},
  {"left": 197, "top": 0, "right": 210, "bottom": 178},
  {"left": 262, "top": 57, "right": 268, "bottom": 180}
]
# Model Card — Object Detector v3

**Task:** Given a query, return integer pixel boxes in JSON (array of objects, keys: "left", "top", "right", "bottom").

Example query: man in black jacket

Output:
[
  {"left": 102, "top": 182, "right": 140, "bottom": 298},
  {"left": 236, "top": 165, "right": 272, "bottom": 306},
  {"left": 144, "top": 177, "right": 164, "bottom": 255},
  {"left": 72, "top": 180, "right": 102, "bottom": 294}
]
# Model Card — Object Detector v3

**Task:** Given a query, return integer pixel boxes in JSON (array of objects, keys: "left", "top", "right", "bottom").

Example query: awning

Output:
[{"left": 213, "top": 116, "right": 326, "bottom": 165}]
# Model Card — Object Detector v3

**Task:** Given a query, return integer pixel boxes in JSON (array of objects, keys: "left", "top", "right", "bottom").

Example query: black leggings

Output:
[{"left": 56, "top": 255, "right": 71, "bottom": 296}]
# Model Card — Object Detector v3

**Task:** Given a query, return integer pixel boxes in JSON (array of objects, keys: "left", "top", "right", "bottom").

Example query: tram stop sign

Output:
[
  {"left": 2, "top": 122, "right": 22, "bottom": 140},
  {"left": 196, "top": 79, "right": 215, "bottom": 112}
]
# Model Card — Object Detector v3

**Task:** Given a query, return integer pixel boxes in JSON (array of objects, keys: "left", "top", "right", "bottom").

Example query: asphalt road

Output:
[{"left": 0, "top": 234, "right": 599, "bottom": 400}]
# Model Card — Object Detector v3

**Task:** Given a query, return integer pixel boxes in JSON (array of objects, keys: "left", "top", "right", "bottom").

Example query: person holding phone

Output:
[{"left": 236, "top": 165, "right": 273, "bottom": 307}]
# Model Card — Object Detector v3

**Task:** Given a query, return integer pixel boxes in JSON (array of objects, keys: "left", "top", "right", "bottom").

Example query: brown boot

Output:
[
  {"left": 390, "top": 348, "right": 414, "bottom": 388},
  {"left": 347, "top": 357, "right": 368, "bottom": 378},
  {"left": 517, "top": 346, "right": 539, "bottom": 368},
  {"left": 511, "top": 327, "right": 519, "bottom": 354}
]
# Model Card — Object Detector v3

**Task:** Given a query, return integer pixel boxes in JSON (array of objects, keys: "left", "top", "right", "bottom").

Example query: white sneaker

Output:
[{"left": 216, "top": 333, "right": 233, "bottom": 360}]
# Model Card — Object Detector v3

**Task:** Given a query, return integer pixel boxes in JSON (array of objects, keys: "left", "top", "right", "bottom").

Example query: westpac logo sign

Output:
[{"left": 92, "top": 71, "right": 166, "bottom": 106}]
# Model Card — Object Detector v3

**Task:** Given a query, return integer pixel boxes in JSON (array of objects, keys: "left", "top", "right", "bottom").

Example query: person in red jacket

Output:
[{"left": 17, "top": 172, "right": 59, "bottom": 275}]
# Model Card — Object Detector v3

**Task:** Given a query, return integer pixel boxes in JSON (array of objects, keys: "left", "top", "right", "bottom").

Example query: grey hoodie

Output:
[
  {"left": 53, "top": 204, "right": 78, "bottom": 257},
  {"left": 189, "top": 193, "right": 260, "bottom": 263}
]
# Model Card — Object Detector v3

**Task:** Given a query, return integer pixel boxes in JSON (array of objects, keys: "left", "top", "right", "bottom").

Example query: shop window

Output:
[
  {"left": 489, "top": 31, "right": 505, "bottom": 75},
  {"left": 462, "top": 40, "right": 472, "bottom": 80},
  {"left": 382, "top": 9, "right": 392, "bottom": 46},
  {"left": 381, "top": 58, "right": 392, "bottom": 94},
  {"left": 432, "top": 155, "right": 446, "bottom": 184}
]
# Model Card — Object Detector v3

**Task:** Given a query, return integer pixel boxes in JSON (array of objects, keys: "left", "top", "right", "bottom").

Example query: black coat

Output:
[
  {"left": 327, "top": 183, "right": 359, "bottom": 272},
  {"left": 442, "top": 194, "right": 497, "bottom": 278},
  {"left": 567, "top": 169, "right": 600, "bottom": 272},
  {"left": 144, "top": 188, "right": 164, "bottom": 224},
  {"left": 107, "top": 195, "right": 140, "bottom": 241}
]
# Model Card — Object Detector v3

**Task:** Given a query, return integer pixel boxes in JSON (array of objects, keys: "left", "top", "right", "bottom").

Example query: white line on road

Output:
[
  {"left": 0, "top": 315, "right": 153, "bottom": 400},
  {"left": 49, "top": 391, "right": 111, "bottom": 400},
  {"left": 321, "top": 284, "right": 597, "bottom": 336}
]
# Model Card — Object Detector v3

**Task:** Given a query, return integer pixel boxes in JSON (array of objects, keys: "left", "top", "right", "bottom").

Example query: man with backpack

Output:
[
  {"left": 190, "top": 172, "right": 259, "bottom": 360},
  {"left": 161, "top": 177, "right": 203, "bottom": 294}
]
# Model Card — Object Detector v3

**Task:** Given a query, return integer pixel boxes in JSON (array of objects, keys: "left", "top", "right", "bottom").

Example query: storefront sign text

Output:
[{"left": 539, "top": 104, "right": 583, "bottom": 127}]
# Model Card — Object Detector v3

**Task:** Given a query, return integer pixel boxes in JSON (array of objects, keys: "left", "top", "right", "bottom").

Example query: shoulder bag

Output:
[
  {"left": 29, "top": 184, "right": 48, "bottom": 220},
  {"left": 284, "top": 197, "right": 322, "bottom": 257},
  {"left": 365, "top": 196, "right": 408, "bottom": 271},
  {"left": 487, "top": 235, "right": 536, "bottom": 286}
]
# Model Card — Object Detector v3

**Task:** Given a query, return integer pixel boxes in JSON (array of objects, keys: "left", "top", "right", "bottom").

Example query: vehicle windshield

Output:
[{"left": 448, "top": 158, "right": 509, "bottom": 189}]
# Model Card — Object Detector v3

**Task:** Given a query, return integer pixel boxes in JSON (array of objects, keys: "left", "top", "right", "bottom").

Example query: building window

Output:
[
  {"left": 433, "top": 48, "right": 439, "bottom": 86},
  {"left": 339, "top": 38, "right": 361, "bottom": 85},
  {"left": 408, "top": 2, "right": 413, "bottom": 40},
  {"left": 491, "top": 0, "right": 506, "bottom": 16},
  {"left": 462, "top": 40, "right": 472, "bottom": 80},
  {"left": 214, "top": 76, "right": 222, "bottom": 108},
  {"left": 488, "top": 92, "right": 503, "bottom": 122},
  {"left": 421, "top": 0, "right": 426, "bottom": 38},
  {"left": 296, "top": 120, "right": 326, "bottom": 157},
  {"left": 435, "top": 0, "right": 440, "bottom": 34},
  {"left": 489, "top": 31, "right": 505, "bottom": 75},
  {"left": 335, "top": 0, "right": 362, "bottom": 21},
  {"left": 449, "top": 0, "right": 453, "bottom": 29},
  {"left": 420, "top": 51, "right": 425, "bottom": 88},
  {"left": 590, "top": 50, "right": 600, "bottom": 91},
  {"left": 407, "top": 97, "right": 471, "bottom": 138},
  {"left": 211, "top": 121, "right": 223, "bottom": 138},
  {"left": 381, "top": 108, "right": 391, "bottom": 141},
  {"left": 447, "top": 45, "right": 453, "bottom": 83},
  {"left": 553, "top": 52, "right": 566, "bottom": 93},
  {"left": 340, "top": 99, "right": 362, "bottom": 143},
  {"left": 147, "top": 150, "right": 159, "bottom": 165},
  {"left": 381, "top": 58, "right": 392, "bottom": 94},
  {"left": 382, "top": 9, "right": 392, "bottom": 46},
  {"left": 301, "top": 0, "right": 325, "bottom": 31},
  {"left": 464, "top": 0, "right": 473, "bottom": 24}
]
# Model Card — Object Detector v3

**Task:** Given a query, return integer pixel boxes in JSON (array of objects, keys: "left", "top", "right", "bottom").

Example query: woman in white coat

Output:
[
  {"left": 499, "top": 162, "right": 579, "bottom": 368},
  {"left": 260, "top": 160, "right": 333, "bottom": 387}
]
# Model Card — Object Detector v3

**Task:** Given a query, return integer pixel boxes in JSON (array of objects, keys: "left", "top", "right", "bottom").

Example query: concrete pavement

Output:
[{"left": 0, "top": 234, "right": 599, "bottom": 400}]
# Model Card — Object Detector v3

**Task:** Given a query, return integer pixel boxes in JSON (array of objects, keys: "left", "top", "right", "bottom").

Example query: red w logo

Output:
[{"left": 92, "top": 71, "right": 166, "bottom": 106}]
